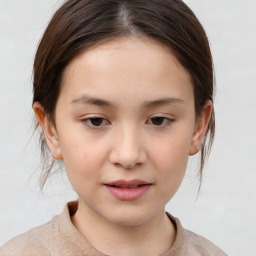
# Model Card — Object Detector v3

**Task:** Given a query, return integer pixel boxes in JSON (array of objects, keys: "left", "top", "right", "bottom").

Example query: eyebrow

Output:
[
  {"left": 71, "top": 95, "right": 113, "bottom": 107},
  {"left": 143, "top": 97, "right": 184, "bottom": 108},
  {"left": 71, "top": 95, "right": 184, "bottom": 108}
]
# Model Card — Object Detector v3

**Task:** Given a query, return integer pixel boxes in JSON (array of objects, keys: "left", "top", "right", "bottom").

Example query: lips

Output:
[
  {"left": 104, "top": 180, "right": 152, "bottom": 201},
  {"left": 106, "top": 179, "right": 150, "bottom": 187}
]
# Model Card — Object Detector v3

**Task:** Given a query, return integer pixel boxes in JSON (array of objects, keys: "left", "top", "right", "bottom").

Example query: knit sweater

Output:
[{"left": 0, "top": 201, "right": 228, "bottom": 256}]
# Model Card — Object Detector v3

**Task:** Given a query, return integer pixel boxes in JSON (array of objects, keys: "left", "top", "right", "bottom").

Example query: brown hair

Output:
[{"left": 33, "top": 0, "right": 215, "bottom": 189}]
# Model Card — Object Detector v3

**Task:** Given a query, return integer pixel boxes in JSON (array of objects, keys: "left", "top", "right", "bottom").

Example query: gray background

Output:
[{"left": 0, "top": 0, "right": 255, "bottom": 255}]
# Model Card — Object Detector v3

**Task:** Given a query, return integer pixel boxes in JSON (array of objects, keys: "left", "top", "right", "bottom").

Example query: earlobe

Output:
[
  {"left": 33, "top": 102, "right": 63, "bottom": 160},
  {"left": 189, "top": 144, "right": 200, "bottom": 156},
  {"left": 189, "top": 100, "right": 212, "bottom": 156}
]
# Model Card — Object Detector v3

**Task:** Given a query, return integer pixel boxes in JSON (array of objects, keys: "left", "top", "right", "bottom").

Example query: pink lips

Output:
[{"left": 104, "top": 179, "right": 152, "bottom": 201}]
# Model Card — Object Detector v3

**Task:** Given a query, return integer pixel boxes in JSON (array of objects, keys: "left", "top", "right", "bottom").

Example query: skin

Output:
[{"left": 33, "top": 37, "right": 212, "bottom": 256}]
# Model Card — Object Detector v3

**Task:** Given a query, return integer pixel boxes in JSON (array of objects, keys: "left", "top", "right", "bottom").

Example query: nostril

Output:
[
  {"left": 113, "top": 161, "right": 143, "bottom": 169},
  {"left": 109, "top": 135, "right": 147, "bottom": 168}
]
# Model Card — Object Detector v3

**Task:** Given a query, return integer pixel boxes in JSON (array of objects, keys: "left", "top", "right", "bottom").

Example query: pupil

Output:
[
  {"left": 152, "top": 117, "right": 164, "bottom": 125},
  {"left": 91, "top": 118, "right": 103, "bottom": 126}
]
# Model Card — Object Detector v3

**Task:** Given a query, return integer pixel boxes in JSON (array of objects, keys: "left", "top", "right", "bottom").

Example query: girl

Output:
[{"left": 1, "top": 0, "right": 227, "bottom": 255}]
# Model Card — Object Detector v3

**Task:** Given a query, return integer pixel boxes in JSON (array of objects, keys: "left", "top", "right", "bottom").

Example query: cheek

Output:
[
  {"left": 151, "top": 129, "right": 192, "bottom": 167},
  {"left": 59, "top": 137, "right": 108, "bottom": 182},
  {"left": 155, "top": 146, "right": 188, "bottom": 203},
  {"left": 149, "top": 132, "right": 192, "bottom": 193},
  {"left": 154, "top": 143, "right": 188, "bottom": 179}
]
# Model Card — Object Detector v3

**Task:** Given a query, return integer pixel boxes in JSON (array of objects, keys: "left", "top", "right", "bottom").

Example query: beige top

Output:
[{"left": 0, "top": 201, "right": 227, "bottom": 256}]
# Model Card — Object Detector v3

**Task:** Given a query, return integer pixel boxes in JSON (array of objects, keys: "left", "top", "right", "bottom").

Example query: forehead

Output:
[{"left": 60, "top": 37, "right": 194, "bottom": 104}]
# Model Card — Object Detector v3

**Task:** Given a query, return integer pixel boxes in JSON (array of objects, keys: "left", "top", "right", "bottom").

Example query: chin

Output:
[{"left": 101, "top": 206, "right": 157, "bottom": 227}]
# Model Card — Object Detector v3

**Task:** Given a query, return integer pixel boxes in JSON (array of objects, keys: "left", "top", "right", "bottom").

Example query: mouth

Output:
[
  {"left": 106, "top": 184, "right": 149, "bottom": 188},
  {"left": 104, "top": 179, "right": 152, "bottom": 188},
  {"left": 104, "top": 180, "right": 152, "bottom": 201}
]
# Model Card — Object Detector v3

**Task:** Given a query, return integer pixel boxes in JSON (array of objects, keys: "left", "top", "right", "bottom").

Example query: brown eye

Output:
[
  {"left": 90, "top": 118, "right": 104, "bottom": 126},
  {"left": 148, "top": 117, "right": 172, "bottom": 126},
  {"left": 83, "top": 118, "right": 109, "bottom": 127},
  {"left": 151, "top": 117, "right": 165, "bottom": 125}
]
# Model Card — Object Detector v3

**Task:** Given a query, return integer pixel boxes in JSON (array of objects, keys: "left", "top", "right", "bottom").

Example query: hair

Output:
[{"left": 33, "top": 0, "right": 215, "bottom": 189}]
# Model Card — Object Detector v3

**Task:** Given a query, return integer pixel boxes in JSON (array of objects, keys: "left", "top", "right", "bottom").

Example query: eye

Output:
[
  {"left": 147, "top": 117, "right": 173, "bottom": 126},
  {"left": 83, "top": 117, "right": 110, "bottom": 127}
]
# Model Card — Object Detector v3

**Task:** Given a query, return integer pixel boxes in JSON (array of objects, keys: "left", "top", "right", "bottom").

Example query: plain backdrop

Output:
[{"left": 0, "top": 0, "right": 255, "bottom": 255}]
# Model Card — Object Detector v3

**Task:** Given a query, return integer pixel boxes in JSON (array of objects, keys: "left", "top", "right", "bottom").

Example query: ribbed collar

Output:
[{"left": 50, "top": 201, "right": 186, "bottom": 256}]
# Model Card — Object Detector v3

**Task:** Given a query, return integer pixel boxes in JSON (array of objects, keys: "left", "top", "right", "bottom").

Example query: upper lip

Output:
[{"left": 104, "top": 179, "right": 152, "bottom": 188}]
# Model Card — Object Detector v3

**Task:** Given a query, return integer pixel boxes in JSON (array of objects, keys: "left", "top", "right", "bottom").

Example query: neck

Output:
[{"left": 71, "top": 200, "right": 176, "bottom": 256}]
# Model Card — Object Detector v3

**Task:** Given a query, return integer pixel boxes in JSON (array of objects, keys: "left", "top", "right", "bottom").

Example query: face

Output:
[{"left": 35, "top": 37, "right": 211, "bottom": 226}]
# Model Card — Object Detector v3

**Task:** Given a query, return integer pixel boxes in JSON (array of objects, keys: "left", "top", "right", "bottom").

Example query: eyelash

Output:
[
  {"left": 82, "top": 116, "right": 174, "bottom": 128},
  {"left": 82, "top": 117, "right": 110, "bottom": 127},
  {"left": 146, "top": 117, "right": 174, "bottom": 127}
]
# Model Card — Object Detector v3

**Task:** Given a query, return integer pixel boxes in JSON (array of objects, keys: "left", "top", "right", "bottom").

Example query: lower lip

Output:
[{"left": 105, "top": 185, "right": 151, "bottom": 201}]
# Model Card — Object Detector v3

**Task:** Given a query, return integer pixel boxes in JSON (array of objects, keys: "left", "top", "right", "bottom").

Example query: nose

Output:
[{"left": 109, "top": 126, "right": 147, "bottom": 169}]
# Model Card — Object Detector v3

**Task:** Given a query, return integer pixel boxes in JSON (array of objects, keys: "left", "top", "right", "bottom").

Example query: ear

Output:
[
  {"left": 189, "top": 100, "right": 213, "bottom": 156},
  {"left": 33, "top": 102, "right": 62, "bottom": 160}
]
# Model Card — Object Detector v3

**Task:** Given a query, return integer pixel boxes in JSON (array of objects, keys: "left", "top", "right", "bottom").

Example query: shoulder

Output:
[
  {"left": 0, "top": 201, "right": 80, "bottom": 256},
  {"left": 0, "top": 219, "right": 52, "bottom": 256},
  {"left": 166, "top": 213, "right": 228, "bottom": 256},
  {"left": 184, "top": 229, "right": 228, "bottom": 256}
]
